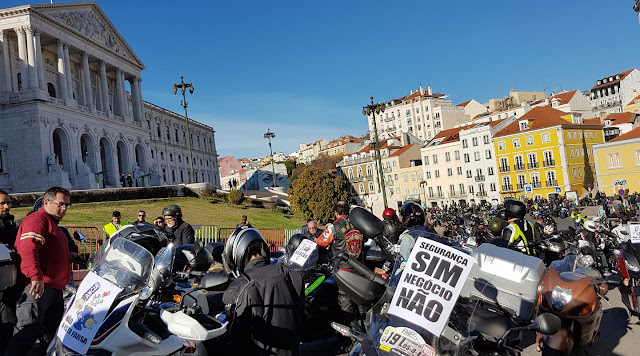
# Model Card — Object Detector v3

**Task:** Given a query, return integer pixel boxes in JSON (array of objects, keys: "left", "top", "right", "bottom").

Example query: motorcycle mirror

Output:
[
  {"left": 73, "top": 231, "right": 87, "bottom": 242},
  {"left": 154, "top": 244, "right": 176, "bottom": 277},
  {"left": 193, "top": 239, "right": 203, "bottom": 255},
  {"left": 533, "top": 313, "right": 561, "bottom": 335},
  {"left": 605, "top": 274, "right": 624, "bottom": 288}
]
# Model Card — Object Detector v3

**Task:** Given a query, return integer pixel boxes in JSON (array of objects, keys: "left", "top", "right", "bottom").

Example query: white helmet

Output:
[
  {"left": 544, "top": 225, "right": 554, "bottom": 235},
  {"left": 583, "top": 220, "right": 597, "bottom": 232}
]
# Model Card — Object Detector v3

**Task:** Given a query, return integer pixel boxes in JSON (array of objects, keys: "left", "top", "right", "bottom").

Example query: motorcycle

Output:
[
  {"left": 536, "top": 248, "right": 622, "bottom": 355},
  {"left": 615, "top": 239, "right": 640, "bottom": 318}
]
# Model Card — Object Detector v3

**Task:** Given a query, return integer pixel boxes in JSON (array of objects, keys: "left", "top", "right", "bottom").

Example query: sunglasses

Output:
[{"left": 139, "top": 214, "right": 145, "bottom": 217}]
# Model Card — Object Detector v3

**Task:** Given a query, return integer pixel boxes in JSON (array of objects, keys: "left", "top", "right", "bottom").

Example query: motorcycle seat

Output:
[{"left": 469, "top": 308, "right": 509, "bottom": 339}]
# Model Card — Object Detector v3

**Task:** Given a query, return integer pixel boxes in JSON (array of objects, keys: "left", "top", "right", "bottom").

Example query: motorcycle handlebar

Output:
[{"left": 341, "top": 253, "right": 387, "bottom": 286}]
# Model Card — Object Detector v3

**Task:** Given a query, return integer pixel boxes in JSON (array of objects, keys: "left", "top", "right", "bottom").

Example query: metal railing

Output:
[
  {"left": 67, "top": 226, "right": 101, "bottom": 284},
  {"left": 501, "top": 184, "right": 513, "bottom": 191},
  {"left": 516, "top": 183, "right": 527, "bottom": 190},
  {"left": 474, "top": 175, "right": 485, "bottom": 182},
  {"left": 546, "top": 180, "right": 558, "bottom": 187},
  {"left": 514, "top": 164, "right": 525, "bottom": 171},
  {"left": 543, "top": 159, "right": 555, "bottom": 167},
  {"left": 499, "top": 165, "right": 510, "bottom": 173},
  {"left": 477, "top": 191, "right": 487, "bottom": 197},
  {"left": 532, "top": 181, "right": 542, "bottom": 188},
  {"left": 527, "top": 162, "right": 539, "bottom": 169}
]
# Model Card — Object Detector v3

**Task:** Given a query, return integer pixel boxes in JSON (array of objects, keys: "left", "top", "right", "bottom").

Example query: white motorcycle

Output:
[{"left": 47, "top": 237, "right": 227, "bottom": 356}]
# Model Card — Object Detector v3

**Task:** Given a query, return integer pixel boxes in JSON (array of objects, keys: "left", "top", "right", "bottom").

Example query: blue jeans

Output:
[{"left": 3, "top": 286, "right": 63, "bottom": 356}]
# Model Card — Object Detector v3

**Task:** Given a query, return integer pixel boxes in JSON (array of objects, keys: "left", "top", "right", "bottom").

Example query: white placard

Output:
[
  {"left": 57, "top": 272, "right": 123, "bottom": 354},
  {"left": 290, "top": 239, "right": 317, "bottom": 267},
  {"left": 630, "top": 223, "right": 640, "bottom": 244},
  {"left": 388, "top": 237, "right": 475, "bottom": 337}
]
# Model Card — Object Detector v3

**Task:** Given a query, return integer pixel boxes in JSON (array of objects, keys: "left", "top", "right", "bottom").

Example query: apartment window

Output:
[
  {"left": 472, "top": 137, "right": 478, "bottom": 146},
  {"left": 485, "top": 150, "right": 492, "bottom": 159},
  {"left": 474, "top": 152, "right": 481, "bottom": 161},
  {"left": 519, "top": 121, "right": 529, "bottom": 130},
  {"left": 369, "top": 182, "right": 375, "bottom": 191},
  {"left": 466, "top": 170, "right": 472, "bottom": 178},
  {"left": 464, "top": 153, "right": 470, "bottom": 163},
  {"left": 490, "top": 183, "right": 496, "bottom": 191},
  {"left": 394, "top": 173, "right": 399, "bottom": 180},
  {"left": 569, "top": 147, "right": 574, "bottom": 158},
  {"left": 166, "top": 126, "right": 170, "bottom": 140},
  {"left": 403, "top": 174, "right": 408, "bottom": 182},
  {"left": 498, "top": 141, "right": 506, "bottom": 150},
  {"left": 366, "top": 165, "right": 373, "bottom": 176},
  {"left": 487, "top": 167, "right": 494, "bottom": 175},
  {"left": 459, "top": 184, "right": 466, "bottom": 195},
  {"left": 348, "top": 168, "right": 354, "bottom": 179},
  {"left": 175, "top": 129, "right": 179, "bottom": 142},
  {"left": 424, "top": 155, "right": 429, "bottom": 165},
  {"left": 432, "top": 154, "right": 438, "bottom": 164},
  {"left": 418, "top": 173, "right": 423, "bottom": 180},
  {"left": 411, "top": 174, "right": 416, "bottom": 181},
  {"left": 542, "top": 133, "right": 550, "bottom": 143},
  {"left": 589, "top": 131, "right": 593, "bottom": 140},
  {"left": 566, "top": 132, "right": 571, "bottom": 140},
  {"left": 578, "top": 167, "right": 583, "bottom": 177},
  {"left": 483, "top": 135, "right": 489, "bottom": 144},
  {"left": 437, "top": 186, "right": 443, "bottom": 196},
  {"left": 454, "top": 150, "right": 460, "bottom": 160},
  {"left": 457, "top": 167, "right": 462, "bottom": 175},
  {"left": 426, "top": 171, "right": 431, "bottom": 179},
  {"left": 160, "top": 151, "right": 164, "bottom": 160},
  {"left": 447, "top": 168, "right": 453, "bottom": 176},
  {"left": 572, "top": 167, "right": 577, "bottom": 178},
  {"left": 428, "top": 187, "right": 433, "bottom": 197},
  {"left": 469, "top": 185, "right": 474, "bottom": 194},
  {"left": 606, "top": 152, "right": 622, "bottom": 168},
  {"left": 435, "top": 170, "right": 440, "bottom": 178},
  {"left": 393, "top": 161, "right": 397, "bottom": 167},
  {"left": 635, "top": 149, "right": 640, "bottom": 166},
  {"left": 169, "top": 153, "right": 173, "bottom": 161},
  {"left": 594, "top": 131, "right": 598, "bottom": 139},
  {"left": 462, "top": 139, "right": 468, "bottom": 148},
  {"left": 526, "top": 136, "right": 534, "bottom": 146},
  {"left": 512, "top": 138, "right": 521, "bottom": 148},
  {"left": 151, "top": 150, "right": 154, "bottom": 158},
  {"left": 578, "top": 131, "right": 582, "bottom": 140},
  {"left": 359, "top": 184, "right": 365, "bottom": 194},
  {"left": 357, "top": 167, "right": 363, "bottom": 177},
  {"left": 445, "top": 152, "right": 451, "bottom": 162}
]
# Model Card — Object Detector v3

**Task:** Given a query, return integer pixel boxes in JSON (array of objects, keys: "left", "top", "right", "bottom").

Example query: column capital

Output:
[
  {"left": 56, "top": 39, "right": 67, "bottom": 47},
  {"left": 14, "top": 27, "right": 26, "bottom": 35},
  {"left": 82, "top": 51, "right": 89, "bottom": 60},
  {"left": 23, "top": 26, "right": 37, "bottom": 34},
  {"left": 116, "top": 67, "right": 122, "bottom": 74},
  {"left": 99, "top": 60, "right": 106, "bottom": 67}
]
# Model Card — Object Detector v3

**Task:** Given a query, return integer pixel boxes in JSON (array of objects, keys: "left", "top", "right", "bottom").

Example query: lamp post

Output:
[
  {"left": 363, "top": 96, "right": 388, "bottom": 209},
  {"left": 264, "top": 129, "right": 276, "bottom": 188},
  {"left": 172, "top": 76, "right": 195, "bottom": 184}
]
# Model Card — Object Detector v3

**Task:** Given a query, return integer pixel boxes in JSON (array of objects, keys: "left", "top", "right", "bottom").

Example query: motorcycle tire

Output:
[{"left": 542, "top": 345, "right": 564, "bottom": 356}]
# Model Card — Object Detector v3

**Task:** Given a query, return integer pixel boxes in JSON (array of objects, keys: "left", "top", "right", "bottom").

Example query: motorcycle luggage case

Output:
[
  {"left": 460, "top": 243, "right": 545, "bottom": 321},
  {"left": 0, "top": 244, "right": 16, "bottom": 291}
]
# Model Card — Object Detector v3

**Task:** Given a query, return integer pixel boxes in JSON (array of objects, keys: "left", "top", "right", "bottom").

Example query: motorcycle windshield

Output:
[
  {"left": 93, "top": 237, "right": 154, "bottom": 292},
  {"left": 363, "top": 260, "right": 470, "bottom": 356}
]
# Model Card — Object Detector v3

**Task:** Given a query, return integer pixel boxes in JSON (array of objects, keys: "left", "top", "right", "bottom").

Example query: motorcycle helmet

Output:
[
  {"left": 400, "top": 202, "right": 425, "bottom": 227},
  {"left": 488, "top": 217, "right": 506, "bottom": 234},
  {"left": 583, "top": 220, "right": 597, "bottom": 232},
  {"left": 162, "top": 204, "right": 182, "bottom": 220},
  {"left": 286, "top": 233, "right": 306, "bottom": 257},
  {"left": 110, "top": 224, "right": 169, "bottom": 256},
  {"left": 505, "top": 200, "right": 527, "bottom": 220},
  {"left": 382, "top": 208, "right": 398, "bottom": 221},
  {"left": 544, "top": 225, "right": 555, "bottom": 235},
  {"left": 222, "top": 227, "right": 270, "bottom": 277}
]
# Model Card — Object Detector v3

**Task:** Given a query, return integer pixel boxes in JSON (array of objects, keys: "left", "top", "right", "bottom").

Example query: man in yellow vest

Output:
[
  {"left": 103, "top": 210, "right": 128, "bottom": 239},
  {"left": 502, "top": 200, "right": 536, "bottom": 256}
]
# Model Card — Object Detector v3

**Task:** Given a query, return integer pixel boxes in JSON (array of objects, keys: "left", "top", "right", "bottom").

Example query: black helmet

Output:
[
  {"left": 286, "top": 233, "right": 306, "bottom": 256},
  {"left": 488, "top": 217, "right": 506, "bottom": 234},
  {"left": 222, "top": 227, "right": 270, "bottom": 277},
  {"left": 400, "top": 202, "right": 425, "bottom": 227},
  {"left": 505, "top": 200, "right": 527, "bottom": 220},
  {"left": 110, "top": 224, "right": 169, "bottom": 256},
  {"left": 162, "top": 204, "right": 182, "bottom": 220}
]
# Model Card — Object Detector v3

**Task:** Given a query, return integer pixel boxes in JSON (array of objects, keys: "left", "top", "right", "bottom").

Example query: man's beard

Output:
[{"left": 166, "top": 221, "right": 175, "bottom": 228}]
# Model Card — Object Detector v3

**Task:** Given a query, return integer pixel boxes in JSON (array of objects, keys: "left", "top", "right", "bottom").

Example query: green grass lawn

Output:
[{"left": 10, "top": 197, "right": 306, "bottom": 231}]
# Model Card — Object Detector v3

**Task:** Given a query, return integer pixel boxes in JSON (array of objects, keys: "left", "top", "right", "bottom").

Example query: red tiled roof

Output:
[
  {"left": 388, "top": 144, "right": 415, "bottom": 157},
  {"left": 487, "top": 119, "right": 506, "bottom": 127},
  {"left": 591, "top": 69, "right": 634, "bottom": 90},
  {"left": 432, "top": 127, "right": 464, "bottom": 144},
  {"left": 626, "top": 94, "right": 640, "bottom": 106},
  {"left": 456, "top": 100, "right": 471, "bottom": 107},
  {"left": 583, "top": 118, "right": 601, "bottom": 125},
  {"left": 606, "top": 112, "right": 636, "bottom": 125},
  {"left": 609, "top": 125, "right": 640, "bottom": 142},
  {"left": 549, "top": 90, "right": 577, "bottom": 105},
  {"left": 494, "top": 106, "right": 603, "bottom": 138}
]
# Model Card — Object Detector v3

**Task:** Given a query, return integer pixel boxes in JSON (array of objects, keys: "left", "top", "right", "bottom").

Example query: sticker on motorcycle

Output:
[
  {"left": 57, "top": 272, "right": 123, "bottom": 354},
  {"left": 379, "top": 326, "right": 437, "bottom": 356},
  {"left": 387, "top": 237, "right": 475, "bottom": 337},
  {"left": 630, "top": 222, "right": 640, "bottom": 244},
  {"left": 289, "top": 239, "right": 317, "bottom": 267}
]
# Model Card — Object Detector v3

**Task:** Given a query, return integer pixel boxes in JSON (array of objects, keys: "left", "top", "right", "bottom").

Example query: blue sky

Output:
[{"left": 5, "top": 1, "right": 640, "bottom": 159}]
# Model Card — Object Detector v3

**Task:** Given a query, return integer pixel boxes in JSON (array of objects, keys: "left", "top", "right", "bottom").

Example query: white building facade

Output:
[
  {"left": 420, "top": 128, "right": 467, "bottom": 207},
  {"left": 0, "top": 2, "right": 219, "bottom": 192},
  {"left": 590, "top": 69, "right": 640, "bottom": 115}
]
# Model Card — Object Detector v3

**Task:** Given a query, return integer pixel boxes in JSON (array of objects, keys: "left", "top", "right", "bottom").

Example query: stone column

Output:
[
  {"left": 115, "top": 68, "right": 125, "bottom": 117},
  {"left": 129, "top": 76, "right": 140, "bottom": 122},
  {"left": 63, "top": 44, "right": 73, "bottom": 99},
  {"left": 15, "top": 28, "right": 28, "bottom": 91},
  {"left": 82, "top": 52, "right": 94, "bottom": 110},
  {"left": 25, "top": 27, "right": 38, "bottom": 89},
  {"left": 56, "top": 40, "right": 68, "bottom": 100},
  {"left": 121, "top": 71, "right": 129, "bottom": 117},
  {"left": 99, "top": 61, "right": 110, "bottom": 115},
  {"left": 135, "top": 77, "right": 144, "bottom": 122},
  {"left": 34, "top": 29, "right": 45, "bottom": 91},
  {"left": 0, "top": 31, "right": 12, "bottom": 92}
]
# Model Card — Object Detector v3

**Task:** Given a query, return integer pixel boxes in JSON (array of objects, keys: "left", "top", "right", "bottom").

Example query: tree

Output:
[
  {"left": 228, "top": 189, "right": 244, "bottom": 204},
  {"left": 284, "top": 159, "right": 297, "bottom": 181},
  {"left": 288, "top": 166, "right": 350, "bottom": 223},
  {"left": 581, "top": 132, "right": 595, "bottom": 192}
]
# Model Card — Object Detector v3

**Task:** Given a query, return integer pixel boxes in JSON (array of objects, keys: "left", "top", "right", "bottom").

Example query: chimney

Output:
[
  {"left": 427, "top": 85, "right": 432, "bottom": 95},
  {"left": 599, "top": 111, "right": 607, "bottom": 124},
  {"left": 419, "top": 85, "right": 424, "bottom": 95},
  {"left": 410, "top": 89, "right": 414, "bottom": 95}
]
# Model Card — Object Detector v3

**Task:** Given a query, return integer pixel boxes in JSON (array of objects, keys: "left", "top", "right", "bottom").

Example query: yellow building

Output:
[
  {"left": 593, "top": 126, "right": 640, "bottom": 195},
  {"left": 493, "top": 107, "right": 604, "bottom": 201},
  {"left": 624, "top": 92, "right": 640, "bottom": 114}
]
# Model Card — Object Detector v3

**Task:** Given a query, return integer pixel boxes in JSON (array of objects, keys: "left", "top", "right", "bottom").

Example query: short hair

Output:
[
  {"left": 241, "top": 215, "right": 247, "bottom": 222},
  {"left": 0, "top": 189, "right": 9, "bottom": 196},
  {"left": 138, "top": 210, "right": 146, "bottom": 215},
  {"left": 307, "top": 220, "right": 317, "bottom": 227},
  {"left": 112, "top": 211, "right": 121, "bottom": 217},
  {"left": 43, "top": 186, "right": 70, "bottom": 202},
  {"left": 155, "top": 216, "right": 164, "bottom": 222},
  {"left": 334, "top": 201, "right": 349, "bottom": 216}
]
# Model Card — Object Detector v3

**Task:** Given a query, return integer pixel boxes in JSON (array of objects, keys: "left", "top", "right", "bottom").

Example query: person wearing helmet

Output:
[
  {"left": 396, "top": 202, "right": 434, "bottom": 260},
  {"left": 502, "top": 200, "right": 536, "bottom": 255},
  {"left": 487, "top": 217, "right": 507, "bottom": 246},
  {"left": 381, "top": 208, "right": 403, "bottom": 244},
  {"left": 220, "top": 227, "right": 304, "bottom": 355},
  {"left": 534, "top": 215, "right": 545, "bottom": 241},
  {"left": 162, "top": 204, "right": 194, "bottom": 246}
]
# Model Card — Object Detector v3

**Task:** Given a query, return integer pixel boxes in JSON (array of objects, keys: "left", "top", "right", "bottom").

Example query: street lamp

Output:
[
  {"left": 264, "top": 129, "right": 276, "bottom": 188},
  {"left": 363, "top": 96, "right": 388, "bottom": 209},
  {"left": 173, "top": 76, "right": 195, "bottom": 184}
]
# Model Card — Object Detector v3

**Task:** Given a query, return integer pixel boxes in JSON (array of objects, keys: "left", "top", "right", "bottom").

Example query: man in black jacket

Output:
[
  {"left": 0, "top": 190, "right": 17, "bottom": 354},
  {"left": 162, "top": 204, "right": 194, "bottom": 246},
  {"left": 221, "top": 228, "right": 304, "bottom": 355}
]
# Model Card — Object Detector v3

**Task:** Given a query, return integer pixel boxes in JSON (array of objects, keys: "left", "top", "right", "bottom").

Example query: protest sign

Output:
[
  {"left": 290, "top": 238, "right": 317, "bottom": 267},
  {"left": 388, "top": 237, "right": 474, "bottom": 336}
]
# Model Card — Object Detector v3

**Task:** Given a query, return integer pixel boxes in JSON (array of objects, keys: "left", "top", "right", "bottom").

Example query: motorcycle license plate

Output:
[{"left": 379, "top": 326, "right": 437, "bottom": 356}]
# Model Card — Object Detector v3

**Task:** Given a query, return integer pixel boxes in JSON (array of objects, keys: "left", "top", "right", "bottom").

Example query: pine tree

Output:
[{"left": 582, "top": 131, "right": 595, "bottom": 192}]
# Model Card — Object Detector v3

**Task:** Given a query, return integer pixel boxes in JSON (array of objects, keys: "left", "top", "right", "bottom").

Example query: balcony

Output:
[
  {"left": 527, "top": 162, "right": 539, "bottom": 169},
  {"left": 516, "top": 183, "right": 527, "bottom": 190},
  {"left": 477, "top": 191, "right": 487, "bottom": 197},
  {"left": 501, "top": 184, "right": 514, "bottom": 192},
  {"left": 532, "top": 181, "right": 542, "bottom": 189},
  {"left": 348, "top": 175, "right": 374, "bottom": 183},
  {"left": 385, "top": 180, "right": 394, "bottom": 186},
  {"left": 543, "top": 159, "right": 555, "bottom": 167},
  {"left": 436, "top": 192, "right": 444, "bottom": 198},
  {"left": 546, "top": 180, "right": 558, "bottom": 187},
  {"left": 383, "top": 167, "right": 392, "bottom": 173},
  {"left": 499, "top": 165, "right": 510, "bottom": 173},
  {"left": 474, "top": 175, "right": 485, "bottom": 182},
  {"left": 514, "top": 163, "right": 525, "bottom": 171}
]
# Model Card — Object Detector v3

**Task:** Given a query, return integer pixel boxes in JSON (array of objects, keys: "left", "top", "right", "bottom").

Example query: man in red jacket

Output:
[{"left": 4, "top": 187, "right": 71, "bottom": 355}]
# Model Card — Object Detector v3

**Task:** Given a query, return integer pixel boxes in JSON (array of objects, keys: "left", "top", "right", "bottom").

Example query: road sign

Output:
[
  {"left": 622, "top": 180, "right": 627, "bottom": 185},
  {"left": 555, "top": 187, "right": 561, "bottom": 194},
  {"left": 619, "top": 189, "right": 626, "bottom": 196},
  {"left": 524, "top": 184, "right": 533, "bottom": 194}
]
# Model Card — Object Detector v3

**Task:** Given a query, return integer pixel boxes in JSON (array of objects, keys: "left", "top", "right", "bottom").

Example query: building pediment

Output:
[{"left": 31, "top": 2, "right": 144, "bottom": 68}]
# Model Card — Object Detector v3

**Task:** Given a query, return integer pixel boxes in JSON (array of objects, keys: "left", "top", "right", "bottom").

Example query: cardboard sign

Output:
[
  {"left": 630, "top": 223, "right": 640, "bottom": 244},
  {"left": 290, "top": 239, "right": 317, "bottom": 267},
  {"left": 388, "top": 237, "right": 475, "bottom": 337},
  {"left": 57, "top": 272, "right": 123, "bottom": 354}
]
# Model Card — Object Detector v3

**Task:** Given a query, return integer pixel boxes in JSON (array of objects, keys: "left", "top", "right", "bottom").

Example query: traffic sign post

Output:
[
  {"left": 555, "top": 187, "right": 561, "bottom": 194},
  {"left": 524, "top": 184, "right": 533, "bottom": 194}
]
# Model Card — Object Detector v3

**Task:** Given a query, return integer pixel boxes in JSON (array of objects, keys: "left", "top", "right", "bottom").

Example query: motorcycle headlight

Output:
[
  {"left": 627, "top": 261, "right": 640, "bottom": 273},
  {"left": 551, "top": 286, "right": 572, "bottom": 311}
]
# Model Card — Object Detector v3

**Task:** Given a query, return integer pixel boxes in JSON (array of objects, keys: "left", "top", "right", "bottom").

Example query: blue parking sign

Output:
[{"left": 555, "top": 187, "right": 561, "bottom": 194}]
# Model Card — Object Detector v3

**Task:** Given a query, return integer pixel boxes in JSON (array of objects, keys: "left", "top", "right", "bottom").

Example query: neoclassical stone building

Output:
[{"left": 0, "top": 2, "right": 219, "bottom": 192}]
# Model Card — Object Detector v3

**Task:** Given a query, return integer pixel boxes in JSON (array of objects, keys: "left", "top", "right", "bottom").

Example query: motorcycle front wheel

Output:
[{"left": 542, "top": 345, "right": 564, "bottom": 356}]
